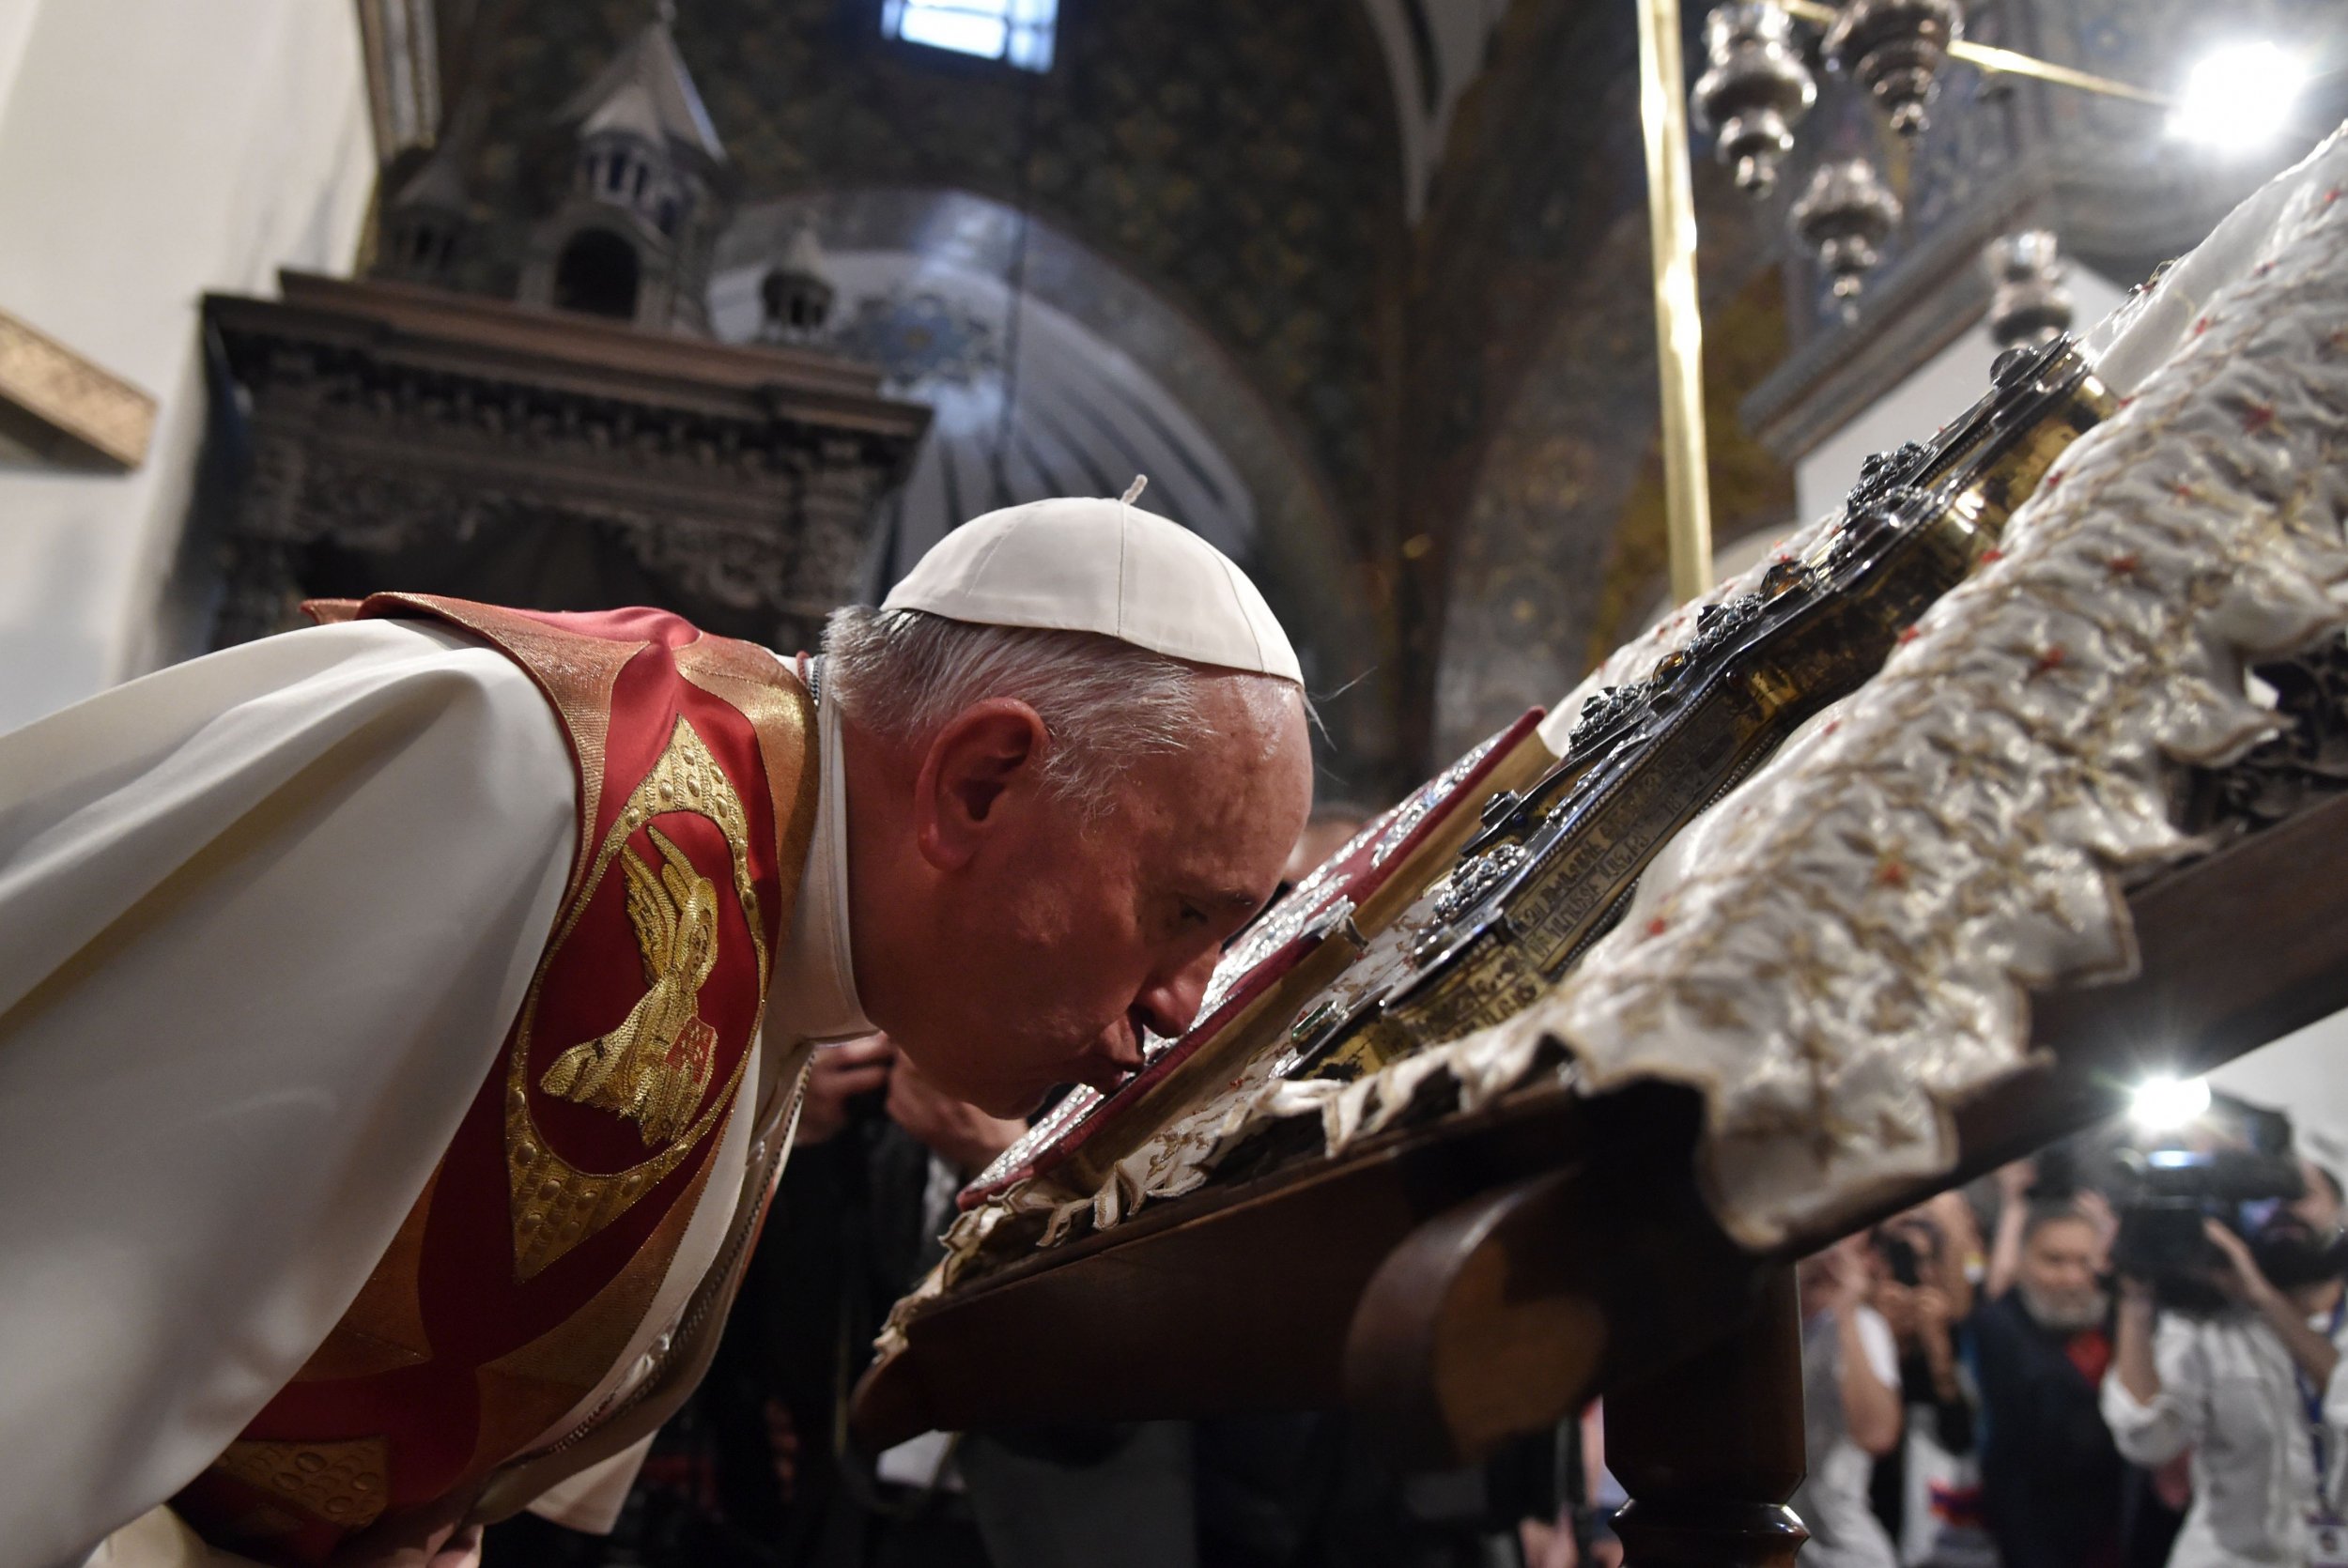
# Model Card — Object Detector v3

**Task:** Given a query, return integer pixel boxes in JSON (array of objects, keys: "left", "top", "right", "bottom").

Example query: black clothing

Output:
[{"left": 1970, "top": 1292, "right": 2124, "bottom": 1568}]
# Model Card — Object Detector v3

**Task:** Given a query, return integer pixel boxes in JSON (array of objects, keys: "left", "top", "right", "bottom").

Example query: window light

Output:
[{"left": 882, "top": 0, "right": 1056, "bottom": 72}]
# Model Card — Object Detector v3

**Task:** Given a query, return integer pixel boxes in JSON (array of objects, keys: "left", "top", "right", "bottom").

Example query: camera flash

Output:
[{"left": 2130, "top": 1074, "right": 2213, "bottom": 1132}]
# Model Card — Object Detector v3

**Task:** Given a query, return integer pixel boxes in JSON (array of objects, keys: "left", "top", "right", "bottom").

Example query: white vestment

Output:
[{"left": 0, "top": 619, "right": 866, "bottom": 1568}]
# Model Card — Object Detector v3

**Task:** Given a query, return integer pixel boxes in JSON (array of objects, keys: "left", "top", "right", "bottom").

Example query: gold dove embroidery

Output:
[
  {"left": 503, "top": 714, "right": 768, "bottom": 1281},
  {"left": 540, "top": 825, "right": 723, "bottom": 1148}
]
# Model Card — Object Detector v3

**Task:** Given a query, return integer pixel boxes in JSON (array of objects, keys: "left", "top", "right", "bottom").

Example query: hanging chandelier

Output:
[
  {"left": 1690, "top": 3, "right": 1820, "bottom": 195},
  {"left": 1691, "top": 0, "right": 2180, "bottom": 312},
  {"left": 1787, "top": 158, "right": 1904, "bottom": 312},
  {"left": 1822, "top": 0, "right": 1964, "bottom": 137}
]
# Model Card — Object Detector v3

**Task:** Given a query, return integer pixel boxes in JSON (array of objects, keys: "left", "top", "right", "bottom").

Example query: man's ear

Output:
[{"left": 913, "top": 699, "right": 1050, "bottom": 871}]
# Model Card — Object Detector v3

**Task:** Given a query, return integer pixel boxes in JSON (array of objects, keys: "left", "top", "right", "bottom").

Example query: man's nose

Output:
[{"left": 1134, "top": 949, "right": 1218, "bottom": 1040}]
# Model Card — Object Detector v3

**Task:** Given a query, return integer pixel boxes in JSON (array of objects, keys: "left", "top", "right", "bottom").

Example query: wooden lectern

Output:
[{"left": 856, "top": 790, "right": 2348, "bottom": 1565}]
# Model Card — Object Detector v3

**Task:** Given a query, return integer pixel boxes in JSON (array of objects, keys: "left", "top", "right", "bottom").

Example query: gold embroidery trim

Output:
[
  {"left": 673, "top": 636, "right": 819, "bottom": 1116},
  {"left": 540, "top": 823, "right": 725, "bottom": 1148},
  {"left": 211, "top": 1437, "right": 391, "bottom": 1532},
  {"left": 505, "top": 715, "right": 767, "bottom": 1281}
]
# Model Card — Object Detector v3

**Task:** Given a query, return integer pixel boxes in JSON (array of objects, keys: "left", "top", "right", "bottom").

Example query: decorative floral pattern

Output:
[{"left": 876, "top": 132, "right": 2348, "bottom": 1364}]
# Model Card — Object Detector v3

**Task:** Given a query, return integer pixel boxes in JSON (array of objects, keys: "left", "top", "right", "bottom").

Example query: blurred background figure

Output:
[
  {"left": 1794, "top": 1237, "right": 1906, "bottom": 1568},
  {"left": 1970, "top": 1168, "right": 2127, "bottom": 1568},
  {"left": 2105, "top": 1157, "right": 2348, "bottom": 1568},
  {"left": 1867, "top": 1196, "right": 1994, "bottom": 1568}
]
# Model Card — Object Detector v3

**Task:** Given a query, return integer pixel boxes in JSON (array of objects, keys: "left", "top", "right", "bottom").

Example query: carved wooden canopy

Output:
[{"left": 200, "top": 271, "right": 929, "bottom": 654}]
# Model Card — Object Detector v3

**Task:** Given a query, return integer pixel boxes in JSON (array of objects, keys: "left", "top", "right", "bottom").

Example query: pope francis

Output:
[{"left": 0, "top": 489, "right": 1314, "bottom": 1568}]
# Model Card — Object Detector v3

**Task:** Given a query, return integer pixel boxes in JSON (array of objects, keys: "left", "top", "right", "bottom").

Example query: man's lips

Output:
[
  {"left": 1071, "top": 1043, "right": 1142, "bottom": 1094},
  {"left": 1067, "top": 1022, "right": 1151, "bottom": 1095}
]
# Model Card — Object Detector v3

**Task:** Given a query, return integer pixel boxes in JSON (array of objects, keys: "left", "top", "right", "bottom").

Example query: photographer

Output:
[
  {"left": 1869, "top": 1199, "right": 1992, "bottom": 1566},
  {"left": 2103, "top": 1161, "right": 2348, "bottom": 1568},
  {"left": 1793, "top": 1237, "right": 1907, "bottom": 1568}
]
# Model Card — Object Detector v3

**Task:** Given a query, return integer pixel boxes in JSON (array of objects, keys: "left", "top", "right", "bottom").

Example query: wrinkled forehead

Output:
[
  {"left": 1117, "top": 703, "right": 1308, "bottom": 869},
  {"left": 2024, "top": 1218, "right": 2098, "bottom": 1259}
]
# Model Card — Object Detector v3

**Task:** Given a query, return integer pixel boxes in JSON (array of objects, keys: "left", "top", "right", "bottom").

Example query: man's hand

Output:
[
  {"left": 795, "top": 1034, "right": 894, "bottom": 1146},
  {"left": 327, "top": 1507, "right": 481, "bottom": 1568},
  {"left": 2206, "top": 1218, "right": 2344, "bottom": 1387},
  {"left": 1815, "top": 1237, "right": 1874, "bottom": 1316},
  {"left": 2114, "top": 1271, "right": 2162, "bottom": 1404},
  {"left": 887, "top": 1056, "right": 1027, "bottom": 1175},
  {"left": 1913, "top": 1284, "right": 1951, "bottom": 1332},
  {"left": 1872, "top": 1279, "right": 1919, "bottom": 1342},
  {"left": 2076, "top": 1189, "right": 2120, "bottom": 1263},
  {"left": 1912, "top": 1284, "right": 1961, "bottom": 1397},
  {"left": 2202, "top": 1218, "right": 2279, "bottom": 1308},
  {"left": 1997, "top": 1159, "right": 2037, "bottom": 1206}
]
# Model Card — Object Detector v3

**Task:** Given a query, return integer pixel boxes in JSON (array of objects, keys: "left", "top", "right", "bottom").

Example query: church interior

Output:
[{"left": 8, "top": 0, "right": 2348, "bottom": 1564}]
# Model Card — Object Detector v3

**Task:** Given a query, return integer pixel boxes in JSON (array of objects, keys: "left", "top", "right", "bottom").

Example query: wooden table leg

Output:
[{"left": 1605, "top": 1266, "right": 1807, "bottom": 1568}]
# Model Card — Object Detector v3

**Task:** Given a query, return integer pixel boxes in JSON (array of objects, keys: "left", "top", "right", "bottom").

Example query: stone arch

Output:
[{"left": 715, "top": 187, "right": 1398, "bottom": 784}]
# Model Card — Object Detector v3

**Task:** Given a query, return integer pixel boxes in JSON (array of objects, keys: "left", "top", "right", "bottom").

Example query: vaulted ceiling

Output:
[{"left": 358, "top": 0, "right": 1789, "bottom": 790}]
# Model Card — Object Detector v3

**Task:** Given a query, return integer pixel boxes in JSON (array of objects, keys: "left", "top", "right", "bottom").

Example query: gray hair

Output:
[{"left": 821, "top": 607, "right": 1299, "bottom": 811}]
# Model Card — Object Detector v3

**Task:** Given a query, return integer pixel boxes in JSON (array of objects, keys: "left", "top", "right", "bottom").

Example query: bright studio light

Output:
[
  {"left": 2131, "top": 1073, "right": 2213, "bottom": 1131},
  {"left": 2170, "top": 42, "right": 2309, "bottom": 151}
]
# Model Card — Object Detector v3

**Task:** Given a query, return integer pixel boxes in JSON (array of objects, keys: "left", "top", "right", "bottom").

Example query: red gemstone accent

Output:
[
  {"left": 2031, "top": 645, "right": 2068, "bottom": 677},
  {"left": 1897, "top": 625, "right": 1921, "bottom": 644},
  {"left": 1645, "top": 916, "right": 1669, "bottom": 939},
  {"left": 1980, "top": 547, "right": 2005, "bottom": 563},
  {"left": 2107, "top": 552, "right": 2141, "bottom": 576},
  {"left": 1877, "top": 859, "right": 1908, "bottom": 887},
  {"left": 2243, "top": 400, "right": 2278, "bottom": 435}
]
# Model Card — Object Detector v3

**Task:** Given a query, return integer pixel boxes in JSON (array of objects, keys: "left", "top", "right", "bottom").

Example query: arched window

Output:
[{"left": 552, "top": 229, "right": 641, "bottom": 320}]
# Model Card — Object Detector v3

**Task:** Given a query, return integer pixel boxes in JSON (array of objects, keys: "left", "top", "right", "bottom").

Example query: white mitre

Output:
[{"left": 882, "top": 481, "right": 1304, "bottom": 684}]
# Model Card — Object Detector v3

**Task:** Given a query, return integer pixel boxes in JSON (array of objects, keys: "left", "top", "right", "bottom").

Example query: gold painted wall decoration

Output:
[{"left": 0, "top": 307, "right": 156, "bottom": 470}]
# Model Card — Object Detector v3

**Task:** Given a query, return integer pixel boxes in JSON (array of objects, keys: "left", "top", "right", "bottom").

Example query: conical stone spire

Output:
[{"left": 558, "top": 8, "right": 724, "bottom": 166}]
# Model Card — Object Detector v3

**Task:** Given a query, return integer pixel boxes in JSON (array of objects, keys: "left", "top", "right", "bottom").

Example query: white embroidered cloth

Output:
[{"left": 880, "top": 127, "right": 2348, "bottom": 1352}]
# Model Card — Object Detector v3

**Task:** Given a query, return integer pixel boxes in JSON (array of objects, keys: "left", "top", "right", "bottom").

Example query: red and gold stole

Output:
[{"left": 173, "top": 597, "right": 817, "bottom": 1564}]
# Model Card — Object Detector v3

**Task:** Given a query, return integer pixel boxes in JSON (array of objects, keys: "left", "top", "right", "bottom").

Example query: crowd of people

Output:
[
  {"left": 472, "top": 782, "right": 2348, "bottom": 1568},
  {"left": 1792, "top": 1139, "right": 2348, "bottom": 1568},
  {"left": 484, "top": 1076, "right": 2348, "bottom": 1568}
]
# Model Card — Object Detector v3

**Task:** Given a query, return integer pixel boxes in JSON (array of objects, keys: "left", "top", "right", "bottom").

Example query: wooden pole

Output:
[
  {"left": 1607, "top": 1268, "right": 1809, "bottom": 1568},
  {"left": 1635, "top": 0, "right": 1715, "bottom": 604}
]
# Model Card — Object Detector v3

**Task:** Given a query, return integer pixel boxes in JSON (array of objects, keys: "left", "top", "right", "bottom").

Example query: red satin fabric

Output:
[{"left": 176, "top": 604, "right": 790, "bottom": 1564}]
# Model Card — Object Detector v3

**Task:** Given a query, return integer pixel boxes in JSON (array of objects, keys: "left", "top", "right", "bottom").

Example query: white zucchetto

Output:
[{"left": 880, "top": 481, "right": 1304, "bottom": 684}]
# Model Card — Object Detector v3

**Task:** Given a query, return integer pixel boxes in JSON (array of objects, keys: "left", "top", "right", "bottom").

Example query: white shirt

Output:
[
  {"left": 2102, "top": 1300, "right": 2348, "bottom": 1568},
  {"left": 0, "top": 618, "right": 858, "bottom": 1568},
  {"left": 1795, "top": 1304, "right": 1903, "bottom": 1568},
  {"left": 770, "top": 671, "right": 872, "bottom": 1045}
]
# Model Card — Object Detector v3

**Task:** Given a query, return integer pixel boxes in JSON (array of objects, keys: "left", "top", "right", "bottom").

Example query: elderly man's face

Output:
[
  {"left": 2016, "top": 1215, "right": 2107, "bottom": 1331},
  {"left": 883, "top": 678, "right": 1312, "bottom": 1117}
]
